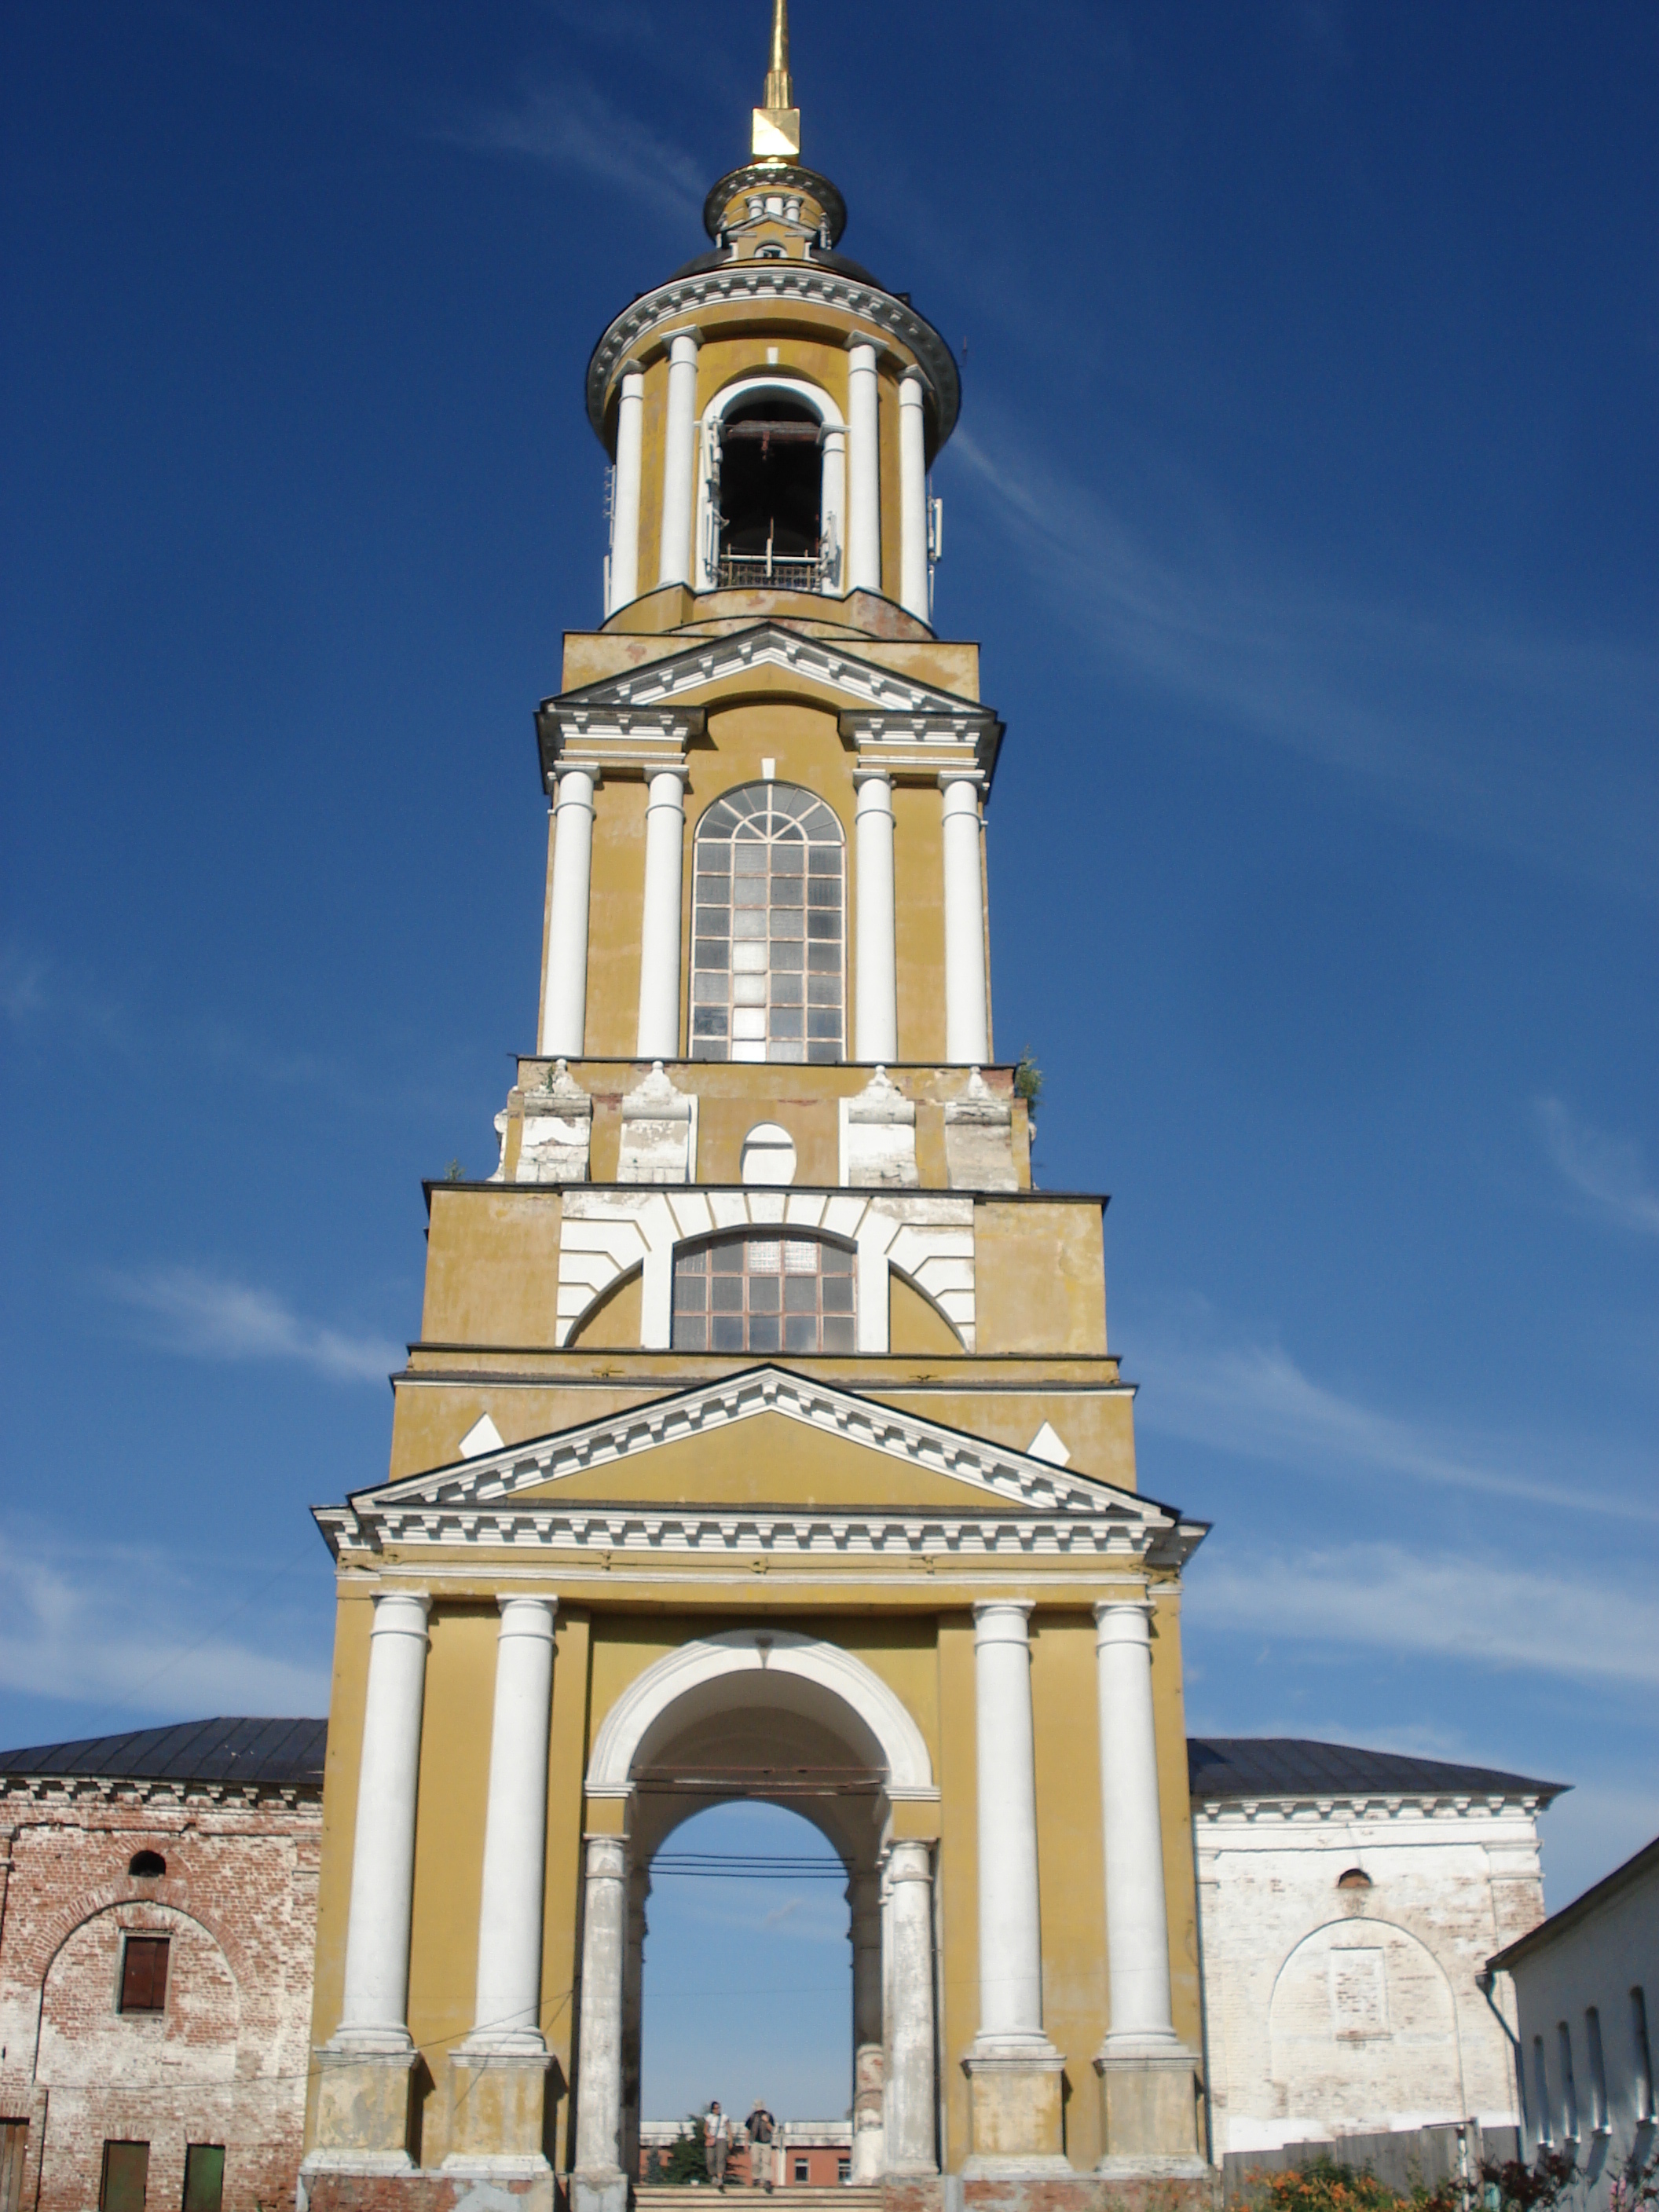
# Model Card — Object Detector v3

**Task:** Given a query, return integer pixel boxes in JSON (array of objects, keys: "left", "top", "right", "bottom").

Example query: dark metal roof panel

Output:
[
  {"left": 1187, "top": 1736, "right": 1565, "bottom": 1804},
  {"left": 0, "top": 1716, "right": 328, "bottom": 1788}
]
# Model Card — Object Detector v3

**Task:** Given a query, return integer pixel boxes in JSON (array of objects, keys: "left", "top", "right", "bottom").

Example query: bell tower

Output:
[{"left": 301, "top": 13, "right": 1215, "bottom": 2212}]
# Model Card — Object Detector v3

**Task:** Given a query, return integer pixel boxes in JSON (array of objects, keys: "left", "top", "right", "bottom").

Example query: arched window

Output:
[
  {"left": 1336, "top": 1867, "right": 1372, "bottom": 1890},
  {"left": 672, "top": 1232, "right": 855, "bottom": 1353},
  {"left": 691, "top": 784, "right": 844, "bottom": 1063},
  {"left": 128, "top": 1849, "right": 166, "bottom": 1879}
]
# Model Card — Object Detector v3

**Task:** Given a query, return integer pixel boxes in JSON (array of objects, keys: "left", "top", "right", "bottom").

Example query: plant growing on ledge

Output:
[
  {"left": 444, "top": 1159, "right": 463, "bottom": 1182},
  {"left": 1013, "top": 1048, "right": 1044, "bottom": 1120}
]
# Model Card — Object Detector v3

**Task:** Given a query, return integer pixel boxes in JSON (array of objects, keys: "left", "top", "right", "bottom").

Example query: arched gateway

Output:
[{"left": 299, "top": 11, "right": 1214, "bottom": 2212}]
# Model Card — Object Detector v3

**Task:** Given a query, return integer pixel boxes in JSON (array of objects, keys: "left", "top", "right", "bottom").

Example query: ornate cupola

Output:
[{"left": 586, "top": 0, "right": 958, "bottom": 629}]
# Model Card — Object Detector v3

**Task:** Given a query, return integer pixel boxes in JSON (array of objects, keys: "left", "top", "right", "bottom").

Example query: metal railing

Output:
[{"left": 716, "top": 551, "right": 826, "bottom": 592}]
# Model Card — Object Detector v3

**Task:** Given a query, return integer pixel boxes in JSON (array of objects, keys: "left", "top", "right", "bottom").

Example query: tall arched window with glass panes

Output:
[{"left": 690, "top": 783, "right": 844, "bottom": 1061}]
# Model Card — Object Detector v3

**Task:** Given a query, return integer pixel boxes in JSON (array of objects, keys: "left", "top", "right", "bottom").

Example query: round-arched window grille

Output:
[
  {"left": 672, "top": 1232, "right": 855, "bottom": 1353},
  {"left": 690, "top": 783, "right": 844, "bottom": 1063}
]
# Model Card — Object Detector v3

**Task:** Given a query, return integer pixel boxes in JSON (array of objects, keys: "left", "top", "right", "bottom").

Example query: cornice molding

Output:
[
  {"left": 1195, "top": 1792, "right": 1552, "bottom": 1826},
  {"left": 588, "top": 266, "right": 960, "bottom": 449},
  {"left": 0, "top": 1774, "right": 323, "bottom": 1811}
]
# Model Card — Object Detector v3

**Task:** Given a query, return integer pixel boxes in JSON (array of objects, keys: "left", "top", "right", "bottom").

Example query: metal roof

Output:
[
  {"left": 1188, "top": 1736, "right": 1566, "bottom": 1804},
  {"left": 0, "top": 1716, "right": 327, "bottom": 1789}
]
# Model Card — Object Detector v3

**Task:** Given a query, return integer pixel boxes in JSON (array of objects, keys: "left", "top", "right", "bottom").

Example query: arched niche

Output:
[
  {"left": 36, "top": 1903, "right": 240, "bottom": 2088},
  {"left": 1267, "top": 1914, "right": 1463, "bottom": 2130}
]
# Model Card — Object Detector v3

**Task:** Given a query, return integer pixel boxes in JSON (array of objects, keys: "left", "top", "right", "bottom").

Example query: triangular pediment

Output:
[
  {"left": 324, "top": 1368, "right": 1192, "bottom": 1559},
  {"left": 544, "top": 623, "right": 999, "bottom": 733}
]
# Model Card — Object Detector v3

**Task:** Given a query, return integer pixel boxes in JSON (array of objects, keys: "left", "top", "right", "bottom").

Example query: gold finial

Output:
[
  {"left": 752, "top": 0, "right": 800, "bottom": 160},
  {"left": 764, "top": 0, "right": 793, "bottom": 109}
]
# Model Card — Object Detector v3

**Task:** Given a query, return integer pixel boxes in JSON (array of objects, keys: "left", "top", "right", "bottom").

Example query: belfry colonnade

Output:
[{"left": 309, "top": 1602, "right": 1198, "bottom": 2200}]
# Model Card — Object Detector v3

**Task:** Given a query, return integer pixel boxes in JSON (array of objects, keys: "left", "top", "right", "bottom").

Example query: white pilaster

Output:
[
  {"left": 971, "top": 1602, "right": 1046, "bottom": 2040},
  {"left": 940, "top": 773, "right": 990, "bottom": 1064},
  {"left": 657, "top": 330, "right": 701, "bottom": 589},
  {"left": 573, "top": 1833, "right": 631, "bottom": 2212},
  {"left": 468, "top": 1597, "right": 557, "bottom": 2053},
  {"left": 846, "top": 339, "right": 881, "bottom": 596},
  {"left": 898, "top": 371, "right": 929, "bottom": 622},
  {"left": 606, "top": 365, "right": 645, "bottom": 614},
  {"left": 1093, "top": 1595, "right": 1178, "bottom": 2049},
  {"left": 883, "top": 1840, "right": 938, "bottom": 2174},
  {"left": 540, "top": 767, "right": 597, "bottom": 1059},
  {"left": 335, "top": 1592, "right": 430, "bottom": 2049},
  {"left": 635, "top": 768, "right": 687, "bottom": 1059},
  {"left": 854, "top": 771, "right": 898, "bottom": 1063}
]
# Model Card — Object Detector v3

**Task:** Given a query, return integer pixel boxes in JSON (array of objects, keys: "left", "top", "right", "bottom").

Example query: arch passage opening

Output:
[{"left": 717, "top": 397, "right": 822, "bottom": 590}]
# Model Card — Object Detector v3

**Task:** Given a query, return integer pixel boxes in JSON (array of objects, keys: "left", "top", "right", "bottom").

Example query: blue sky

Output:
[{"left": 3, "top": 0, "right": 1657, "bottom": 2112}]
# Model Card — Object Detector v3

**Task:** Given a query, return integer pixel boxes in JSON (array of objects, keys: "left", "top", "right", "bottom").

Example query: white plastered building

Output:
[{"left": 1189, "top": 1738, "right": 1563, "bottom": 2158}]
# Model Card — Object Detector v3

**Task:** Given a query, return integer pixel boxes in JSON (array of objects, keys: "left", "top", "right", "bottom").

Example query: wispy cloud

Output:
[
  {"left": 1536, "top": 1097, "right": 1659, "bottom": 1237},
  {"left": 0, "top": 1524, "right": 330, "bottom": 1725},
  {"left": 97, "top": 1265, "right": 401, "bottom": 1384},
  {"left": 948, "top": 413, "right": 1659, "bottom": 899},
  {"left": 442, "top": 75, "right": 705, "bottom": 225},
  {"left": 1, "top": 945, "right": 49, "bottom": 1023},
  {"left": 1192, "top": 1539, "right": 1659, "bottom": 1689},
  {"left": 1133, "top": 1306, "right": 1657, "bottom": 1521}
]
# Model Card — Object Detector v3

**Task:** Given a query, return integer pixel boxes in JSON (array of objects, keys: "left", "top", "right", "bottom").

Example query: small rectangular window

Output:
[
  {"left": 1635, "top": 1987, "right": 1655, "bottom": 2122},
  {"left": 119, "top": 1937, "right": 169, "bottom": 2015},
  {"left": 793, "top": 2159, "right": 810, "bottom": 2185},
  {"left": 181, "top": 2146, "right": 225, "bottom": 2212},
  {"left": 837, "top": 2159, "right": 851, "bottom": 2183},
  {"left": 1, "top": 2122, "right": 30, "bottom": 2212},
  {"left": 101, "top": 2143, "right": 149, "bottom": 2212}
]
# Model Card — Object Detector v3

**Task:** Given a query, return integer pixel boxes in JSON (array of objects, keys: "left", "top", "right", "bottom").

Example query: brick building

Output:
[{"left": 0, "top": 1719, "right": 324, "bottom": 2212}]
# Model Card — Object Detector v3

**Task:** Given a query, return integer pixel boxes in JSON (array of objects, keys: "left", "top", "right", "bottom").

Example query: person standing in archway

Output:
[
  {"left": 744, "top": 2100, "right": 777, "bottom": 2191},
  {"left": 705, "top": 2101, "right": 731, "bottom": 2189}
]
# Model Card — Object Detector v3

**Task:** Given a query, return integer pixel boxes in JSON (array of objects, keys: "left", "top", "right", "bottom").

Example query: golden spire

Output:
[
  {"left": 763, "top": 0, "right": 793, "bottom": 109},
  {"left": 752, "top": 0, "right": 801, "bottom": 160}
]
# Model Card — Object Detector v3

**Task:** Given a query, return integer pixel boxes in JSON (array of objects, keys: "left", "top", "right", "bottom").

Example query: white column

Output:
[
  {"left": 635, "top": 767, "right": 687, "bottom": 1058},
  {"left": 469, "top": 1597, "right": 557, "bottom": 2052},
  {"left": 971, "top": 1602, "right": 1045, "bottom": 2042},
  {"left": 940, "top": 773, "right": 990, "bottom": 1064},
  {"left": 854, "top": 771, "right": 898, "bottom": 1062},
  {"left": 898, "top": 371, "right": 929, "bottom": 622},
  {"left": 883, "top": 1840, "right": 938, "bottom": 2174},
  {"left": 1093, "top": 1595, "right": 1179, "bottom": 2048},
  {"left": 573, "top": 1833, "right": 630, "bottom": 2193},
  {"left": 336, "top": 1592, "right": 430, "bottom": 2047},
  {"left": 621, "top": 1869, "right": 650, "bottom": 2188},
  {"left": 606, "top": 365, "right": 645, "bottom": 614},
  {"left": 657, "top": 329, "right": 701, "bottom": 589},
  {"left": 540, "top": 767, "right": 596, "bottom": 1059},
  {"left": 846, "top": 339, "right": 881, "bottom": 596},
  {"left": 850, "top": 1873, "right": 886, "bottom": 2181}
]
